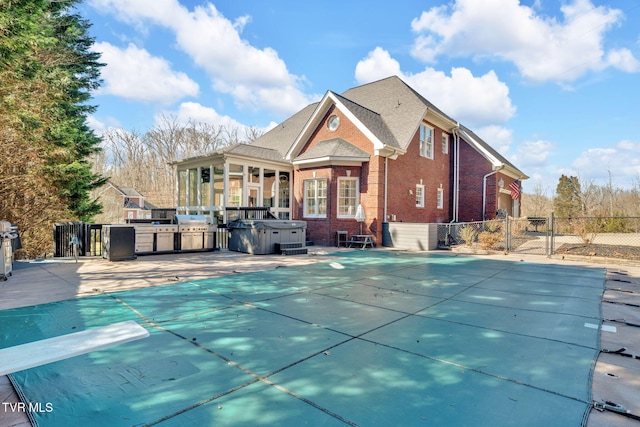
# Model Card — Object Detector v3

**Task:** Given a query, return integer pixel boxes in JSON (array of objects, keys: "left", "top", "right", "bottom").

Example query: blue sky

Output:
[{"left": 79, "top": 0, "right": 640, "bottom": 193}]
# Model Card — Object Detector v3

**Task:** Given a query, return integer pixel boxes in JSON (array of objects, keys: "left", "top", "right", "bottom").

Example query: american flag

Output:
[{"left": 509, "top": 180, "right": 520, "bottom": 200}]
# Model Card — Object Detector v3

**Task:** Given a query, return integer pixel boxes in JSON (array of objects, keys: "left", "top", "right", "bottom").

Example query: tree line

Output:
[
  {"left": 1, "top": 0, "right": 105, "bottom": 256},
  {"left": 90, "top": 116, "right": 262, "bottom": 220},
  {"left": 521, "top": 173, "right": 640, "bottom": 218}
]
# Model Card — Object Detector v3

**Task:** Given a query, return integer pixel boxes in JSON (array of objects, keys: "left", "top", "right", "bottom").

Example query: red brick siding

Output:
[
  {"left": 293, "top": 112, "right": 453, "bottom": 245},
  {"left": 386, "top": 122, "right": 451, "bottom": 224}
]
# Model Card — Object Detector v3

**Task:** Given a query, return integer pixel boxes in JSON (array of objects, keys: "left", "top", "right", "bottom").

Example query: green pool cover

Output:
[{"left": 0, "top": 251, "right": 605, "bottom": 426}]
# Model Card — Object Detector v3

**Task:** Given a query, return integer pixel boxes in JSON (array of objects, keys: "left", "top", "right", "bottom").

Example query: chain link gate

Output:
[{"left": 506, "top": 216, "right": 550, "bottom": 256}]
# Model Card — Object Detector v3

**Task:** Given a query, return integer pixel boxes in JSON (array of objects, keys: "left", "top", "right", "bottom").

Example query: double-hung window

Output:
[
  {"left": 419, "top": 124, "right": 434, "bottom": 159},
  {"left": 304, "top": 179, "right": 327, "bottom": 218},
  {"left": 442, "top": 133, "right": 449, "bottom": 154},
  {"left": 437, "top": 187, "right": 444, "bottom": 209},
  {"left": 416, "top": 184, "right": 425, "bottom": 208},
  {"left": 337, "top": 177, "right": 359, "bottom": 218}
]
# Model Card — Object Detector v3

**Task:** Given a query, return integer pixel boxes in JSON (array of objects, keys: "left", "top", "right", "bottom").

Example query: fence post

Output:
[
  {"left": 504, "top": 216, "right": 510, "bottom": 252},
  {"left": 549, "top": 212, "right": 555, "bottom": 256}
]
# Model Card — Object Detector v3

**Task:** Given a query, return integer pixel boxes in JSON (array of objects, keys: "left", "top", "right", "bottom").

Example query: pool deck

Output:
[{"left": 1, "top": 248, "right": 638, "bottom": 426}]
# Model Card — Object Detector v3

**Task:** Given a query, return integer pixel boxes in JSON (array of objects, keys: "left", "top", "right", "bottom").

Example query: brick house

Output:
[
  {"left": 173, "top": 76, "right": 527, "bottom": 246},
  {"left": 93, "top": 182, "right": 156, "bottom": 223}
]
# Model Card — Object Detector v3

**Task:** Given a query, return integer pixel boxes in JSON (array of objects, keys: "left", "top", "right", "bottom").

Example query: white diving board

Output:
[{"left": 0, "top": 320, "right": 150, "bottom": 376}]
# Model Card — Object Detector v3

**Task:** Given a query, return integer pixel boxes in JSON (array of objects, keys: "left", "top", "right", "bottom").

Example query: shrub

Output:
[
  {"left": 459, "top": 226, "right": 478, "bottom": 247},
  {"left": 478, "top": 231, "right": 502, "bottom": 250}
]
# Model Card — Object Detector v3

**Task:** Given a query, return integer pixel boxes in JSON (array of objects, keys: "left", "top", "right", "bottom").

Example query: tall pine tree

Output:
[
  {"left": 0, "top": 0, "right": 106, "bottom": 256},
  {"left": 554, "top": 175, "right": 582, "bottom": 217}
]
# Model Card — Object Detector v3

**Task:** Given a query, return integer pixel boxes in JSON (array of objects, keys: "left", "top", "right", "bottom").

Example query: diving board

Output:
[{"left": 0, "top": 320, "right": 149, "bottom": 376}]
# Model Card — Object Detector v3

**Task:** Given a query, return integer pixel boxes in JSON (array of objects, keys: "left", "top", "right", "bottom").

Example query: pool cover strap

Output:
[
  {"left": 594, "top": 401, "right": 640, "bottom": 421},
  {"left": 601, "top": 347, "right": 640, "bottom": 360}
]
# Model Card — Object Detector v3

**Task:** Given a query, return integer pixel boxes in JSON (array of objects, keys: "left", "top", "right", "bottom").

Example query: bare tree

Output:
[
  {"left": 521, "top": 182, "right": 552, "bottom": 217},
  {"left": 90, "top": 117, "right": 260, "bottom": 218}
]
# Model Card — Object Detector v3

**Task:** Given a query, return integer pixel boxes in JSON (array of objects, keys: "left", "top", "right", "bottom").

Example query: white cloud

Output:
[
  {"left": 475, "top": 125, "right": 514, "bottom": 155},
  {"left": 511, "top": 139, "right": 555, "bottom": 167},
  {"left": 410, "top": 0, "right": 638, "bottom": 83},
  {"left": 86, "top": 115, "right": 107, "bottom": 133},
  {"left": 617, "top": 140, "right": 640, "bottom": 152},
  {"left": 355, "top": 47, "right": 516, "bottom": 127},
  {"left": 571, "top": 142, "right": 640, "bottom": 186},
  {"left": 159, "top": 102, "right": 274, "bottom": 135},
  {"left": 354, "top": 47, "right": 402, "bottom": 79},
  {"left": 93, "top": 42, "right": 199, "bottom": 103},
  {"left": 172, "top": 102, "right": 246, "bottom": 129},
  {"left": 89, "top": 0, "right": 317, "bottom": 116},
  {"left": 606, "top": 49, "right": 640, "bottom": 73}
]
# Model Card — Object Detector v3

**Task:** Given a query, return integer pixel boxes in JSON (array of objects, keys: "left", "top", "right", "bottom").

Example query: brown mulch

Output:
[{"left": 555, "top": 243, "right": 640, "bottom": 261}]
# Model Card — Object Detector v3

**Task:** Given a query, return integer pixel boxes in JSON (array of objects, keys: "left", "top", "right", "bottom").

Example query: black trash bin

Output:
[{"left": 102, "top": 225, "right": 136, "bottom": 261}]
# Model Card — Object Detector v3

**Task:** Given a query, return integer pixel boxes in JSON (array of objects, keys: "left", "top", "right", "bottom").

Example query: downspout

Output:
[
  {"left": 451, "top": 124, "right": 460, "bottom": 223},
  {"left": 482, "top": 165, "right": 504, "bottom": 221},
  {"left": 383, "top": 150, "right": 397, "bottom": 222}
]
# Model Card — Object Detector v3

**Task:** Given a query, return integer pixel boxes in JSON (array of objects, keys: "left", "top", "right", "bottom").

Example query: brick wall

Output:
[
  {"left": 457, "top": 141, "right": 491, "bottom": 221},
  {"left": 456, "top": 141, "right": 521, "bottom": 221},
  {"left": 293, "top": 107, "right": 384, "bottom": 246},
  {"left": 293, "top": 110, "right": 454, "bottom": 246},
  {"left": 386, "top": 121, "right": 451, "bottom": 225}
]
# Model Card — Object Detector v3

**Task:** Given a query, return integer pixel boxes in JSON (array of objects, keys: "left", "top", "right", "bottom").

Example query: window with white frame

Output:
[
  {"left": 419, "top": 124, "right": 434, "bottom": 159},
  {"left": 337, "top": 177, "right": 358, "bottom": 218},
  {"left": 416, "top": 184, "right": 425, "bottom": 208},
  {"left": 442, "top": 133, "right": 449, "bottom": 154},
  {"left": 437, "top": 187, "right": 444, "bottom": 209},
  {"left": 304, "top": 179, "right": 327, "bottom": 218}
]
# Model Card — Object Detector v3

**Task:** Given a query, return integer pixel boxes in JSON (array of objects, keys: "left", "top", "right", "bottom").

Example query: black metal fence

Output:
[
  {"left": 437, "top": 215, "right": 640, "bottom": 261},
  {"left": 53, "top": 222, "right": 89, "bottom": 257}
]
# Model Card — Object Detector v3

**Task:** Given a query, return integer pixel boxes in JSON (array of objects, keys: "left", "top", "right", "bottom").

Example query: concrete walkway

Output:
[{"left": 1, "top": 248, "right": 638, "bottom": 426}]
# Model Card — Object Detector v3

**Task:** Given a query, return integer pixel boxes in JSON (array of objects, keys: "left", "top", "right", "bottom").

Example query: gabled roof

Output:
[
  {"left": 208, "top": 75, "right": 526, "bottom": 180},
  {"left": 105, "top": 182, "right": 145, "bottom": 198},
  {"left": 341, "top": 76, "right": 457, "bottom": 151},
  {"left": 285, "top": 91, "right": 400, "bottom": 160},
  {"left": 332, "top": 93, "right": 399, "bottom": 149},
  {"left": 458, "top": 125, "right": 529, "bottom": 179},
  {"left": 251, "top": 103, "right": 318, "bottom": 158}
]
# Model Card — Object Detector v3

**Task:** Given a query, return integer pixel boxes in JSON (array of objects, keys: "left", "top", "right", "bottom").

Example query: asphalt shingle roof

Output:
[{"left": 294, "top": 138, "right": 371, "bottom": 162}]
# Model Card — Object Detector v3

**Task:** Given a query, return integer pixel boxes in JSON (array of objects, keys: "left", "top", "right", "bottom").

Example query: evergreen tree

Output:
[
  {"left": 554, "top": 175, "right": 582, "bottom": 217},
  {"left": 0, "top": 0, "right": 106, "bottom": 255}
]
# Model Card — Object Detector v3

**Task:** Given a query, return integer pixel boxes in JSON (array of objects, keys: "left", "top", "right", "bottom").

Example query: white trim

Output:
[
  {"left": 337, "top": 177, "right": 359, "bottom": 218},
  {"left": 457, "top": 128, "right": 501, "bottom": 167},
  {"left": 419, "top": 124, "right": 434, "bottom": 159},
  {"left": 303, "top": 178, "right": 328, "bottom": 218},
  {"left": 286, "top": 91, "right": 405, "bottom": 160},
  {"left": 416, "top": 184, "right": 425, "bottom": 208},
  {"left": 292, "top": 156, "right": 370, "bottom": 168}
]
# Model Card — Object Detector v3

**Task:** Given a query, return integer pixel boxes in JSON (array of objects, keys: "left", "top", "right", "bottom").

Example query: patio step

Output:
[
  {"left": 281, "top": 247, "right": 308, "bottom": 255},
  {"left": 275, "top": 242, "right": 308, "bottom": 255}
]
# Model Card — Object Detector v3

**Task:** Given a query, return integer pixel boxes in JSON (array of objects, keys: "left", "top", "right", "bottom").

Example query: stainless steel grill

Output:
[{"left": 175, "top": 215, "right": 209, "bottom": 250}]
